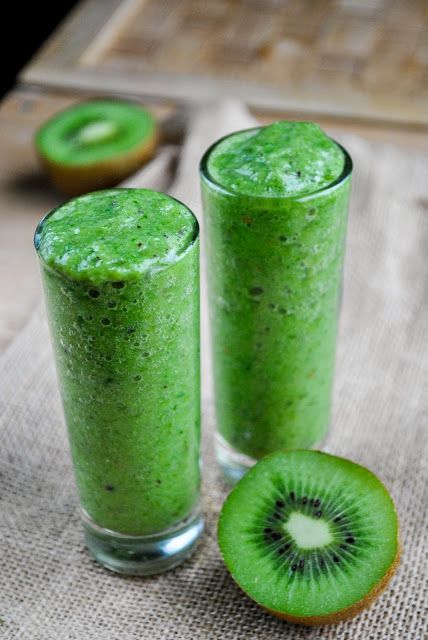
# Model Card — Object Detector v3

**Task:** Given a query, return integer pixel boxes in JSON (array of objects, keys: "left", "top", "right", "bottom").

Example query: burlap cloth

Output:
[{"left": 1, "top": 102, "right": 427, "bottom": 639}]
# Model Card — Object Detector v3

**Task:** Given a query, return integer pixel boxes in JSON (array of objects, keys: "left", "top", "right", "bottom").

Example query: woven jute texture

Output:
[{"left": 1, "top": 102, "right": 427, "bottom": 639}]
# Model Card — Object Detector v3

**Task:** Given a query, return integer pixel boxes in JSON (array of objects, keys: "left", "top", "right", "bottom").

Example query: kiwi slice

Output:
[
  {"left": 218, "top": 450, "right": 399, "bottom": 625},
  {"left": 35, "top": 99, "right": 159, "bottom": 196}
]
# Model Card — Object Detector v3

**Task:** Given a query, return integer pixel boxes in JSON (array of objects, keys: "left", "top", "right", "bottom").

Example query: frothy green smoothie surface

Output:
[
  {"left": 37, "top": 189, "right": 198, "bottom": 282},
  {"left": 206, "top": 121, "right": 345, "bottom": 197}
]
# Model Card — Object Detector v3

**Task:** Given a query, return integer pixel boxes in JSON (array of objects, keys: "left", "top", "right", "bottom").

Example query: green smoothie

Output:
[
  {"left": 35, "top": 188, "right": 200, "bottom": 537},
  {"left": 200, "top": 122, "right": 352, "bottom": 460}
]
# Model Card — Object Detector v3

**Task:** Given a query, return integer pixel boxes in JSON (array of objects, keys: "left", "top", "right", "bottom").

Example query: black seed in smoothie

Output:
[
  {"left": 88, "top": 288, "right": 100, "bottom": 298},
  {"left": 111, "top": 281, "right": 125, "bottom": 289},
  {"left": 105, "top": 484, "right": 115, "bottom": 491},
  {"left": 137, "top": 242, "right": 142, "bottom": 247},
  {"left": 156, "top": 479, "right": 162, "bottom": 485},
  {"left": 127, "top": 327, "right": 136, "bottom": 334},
  {"left": 101, "top": 318, "right": 111, "bottom": 326},
  {"left": 107, "top": 301, "right": 116, "bottom": 308},
  {"left": 105, "top": 377, "right": 114, "bottom": 384},
  {"left": 133, "top": 374, "right": 142, "bottom": 381},
  {"left": 249, "top": 286, "right": 264, "bottom": 296},
  {"left": 143, "top": 351, "right": 150, "bottom": 357}
]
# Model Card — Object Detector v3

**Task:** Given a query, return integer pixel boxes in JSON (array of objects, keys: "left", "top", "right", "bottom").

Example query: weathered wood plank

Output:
[{"left": 20, "top": 0, "right": 428, "bottom": 126}]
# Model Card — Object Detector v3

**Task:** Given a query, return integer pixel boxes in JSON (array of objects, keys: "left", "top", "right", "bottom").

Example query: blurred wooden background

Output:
[
  {"left": 1, "top": 0, "right": 427, "bottom": 352},
  {"left": 22, "top": 0, "right": 428, "bottom": 125}
]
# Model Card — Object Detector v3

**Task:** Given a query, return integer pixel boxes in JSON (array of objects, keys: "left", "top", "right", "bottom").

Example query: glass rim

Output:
[
  {"left": 34, "top": 187, "right": 200, "bottom": 280},
  {"left": 199, "top": 126, "right": 353, "bottom": 202}
]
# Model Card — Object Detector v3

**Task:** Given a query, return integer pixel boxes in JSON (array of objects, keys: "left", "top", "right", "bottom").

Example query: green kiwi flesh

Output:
[
  {"left": 218, "top": 450, "right": 399, "bottom": 625},
  {"left": 35, "top": 99, "right": 156, "bottom": 166}
]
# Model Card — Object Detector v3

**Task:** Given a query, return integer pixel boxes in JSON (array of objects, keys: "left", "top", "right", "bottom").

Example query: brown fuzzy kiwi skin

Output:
[
  {"left": 38, "top": 127, "right": 159, "bottom": 197},
  {"left": 260, "top": 544, "right": 401, "bottom": 626}
]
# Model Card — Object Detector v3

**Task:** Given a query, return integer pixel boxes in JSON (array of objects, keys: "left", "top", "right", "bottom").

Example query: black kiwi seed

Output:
[
  {"left": 273, "top": 512, "right": 282, "bottom": 520},
  {"left": 346, "top": 536, "right": 355, "bottom": 544},
  {"left": 289, "top": 491, "right": 295, "bottom": 501},
  {"left": 264, "top": 527, "right": 273, "bottom": 535},
  {"left": 271, "top": 532, "right": 281, "bottom": 541},
  {"left": 299, "top": 559, "right": 305, "bottom": 570},
  {"left": 313, "top": 498, "right": 321, "bottom": 507},
  {"left": 314, "top": 510, "right": 323, "bottom": 518},
  {"left": 333, "top": 555, "right": 340, "bottom": 563},
  {"left": 291, "top": 563, "right": 298, "bottom": 572},
  {"left": 275, "top": 500, "right": 285, "bottom": 508},
  {"left": 302, "top": 497, "right": 308, "bottom": 505},
  {"left": 334, "top": 515, "right": 342, "bottom": 522}
]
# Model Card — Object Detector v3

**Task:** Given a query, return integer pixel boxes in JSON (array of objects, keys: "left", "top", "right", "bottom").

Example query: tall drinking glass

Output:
[
  {"left": 200, "top": 122, "right": 352, "bottom": 482},
  {"left": 35, "top": 188, "right": 203, "bottom": 574}
]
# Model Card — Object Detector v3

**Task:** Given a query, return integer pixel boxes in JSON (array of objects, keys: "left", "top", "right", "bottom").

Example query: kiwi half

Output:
[
  {"left": 218, "top": 450, "right": 399, "bottom": 625},
  {"left": 35, "top": 99, "right": 159, "bottom": 195}
]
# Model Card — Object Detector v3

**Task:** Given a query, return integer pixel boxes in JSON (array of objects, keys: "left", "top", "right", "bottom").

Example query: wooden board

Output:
[{"left": 20, "top": 0, "right": 428, "bottom": 126}]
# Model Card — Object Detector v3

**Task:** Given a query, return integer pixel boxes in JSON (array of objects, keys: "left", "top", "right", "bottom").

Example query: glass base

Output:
[
  {"left": 216, "top": 433, "right": 258, "bottom": 484},
  {"left": 82, "top": 507, "right": 204, "bottom": 576},
  {"left": 216, "top": 432, "right": 328, "bottom": 485}
]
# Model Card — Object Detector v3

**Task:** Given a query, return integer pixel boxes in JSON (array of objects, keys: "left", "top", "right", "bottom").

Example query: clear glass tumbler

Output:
[
  {"left": 200, "top": 128, "right": 352, "bottom": 483},
  {"left": 35, "top": 188, "right": 203, "bottom": 574}
]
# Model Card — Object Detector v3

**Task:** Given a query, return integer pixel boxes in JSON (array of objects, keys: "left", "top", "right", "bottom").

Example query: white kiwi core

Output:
[
  {"left": 283, "top": 512, "right": 333, "bottom": 550},
  {"left": 78, "top": 121, "right": 119, "bottom": 145}
]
